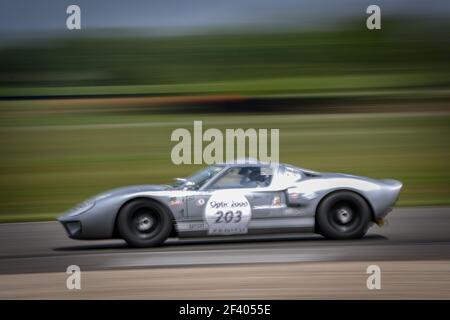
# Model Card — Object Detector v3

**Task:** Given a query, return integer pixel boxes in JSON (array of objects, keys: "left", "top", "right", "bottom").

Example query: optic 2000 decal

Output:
[{"left": 204, "top": 190, "right": 252, "bottom": 235}]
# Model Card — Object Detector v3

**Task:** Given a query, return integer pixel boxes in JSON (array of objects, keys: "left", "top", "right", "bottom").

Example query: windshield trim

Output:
[{"left": 176, "top": 165, "right": 227, "bottom": 189}]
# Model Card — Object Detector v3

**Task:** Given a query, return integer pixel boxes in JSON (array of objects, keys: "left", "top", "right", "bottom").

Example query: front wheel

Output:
[
  {"left": 316, "top": 191, "right": 372, "bottom": 239},
  {"left": 117, "top": 199, "right": 173, "bottom": 247}
]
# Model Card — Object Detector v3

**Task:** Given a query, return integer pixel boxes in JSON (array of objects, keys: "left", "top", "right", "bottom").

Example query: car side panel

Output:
[
  {"left": 58, "top": 173, "right": 401, "bottom": 240},
  {"left": 59, "top": 190, "right": 190, "bottom": 239}
]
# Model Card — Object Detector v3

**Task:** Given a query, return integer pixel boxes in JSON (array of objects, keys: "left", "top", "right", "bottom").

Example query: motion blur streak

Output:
[
  {"left": 2, "top": 261, "right": 450, "bottom": 299},
  {"left": 0, "top": 0, "right": 449, "bottom": 299},
  {"left": 1, "top": 1, "right": 450, "bottom": 222},
  {"left": 1, "top": 207, "right": 450, "bottom": 298}
]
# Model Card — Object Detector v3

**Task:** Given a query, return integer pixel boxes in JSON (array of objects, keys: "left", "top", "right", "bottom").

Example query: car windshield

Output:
[{"left": 174, "top": 165, "right": 224, "bottom": 188}]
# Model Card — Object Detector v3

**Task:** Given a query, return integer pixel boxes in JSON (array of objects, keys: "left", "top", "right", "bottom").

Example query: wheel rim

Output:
[
  {"left": 328, "top": 200, "right": 361, "bottom": 233},
  {"left": 336, "top": 207, "right": 353, "bottom": 224},
  {"left": 128, "top": 207, "right": 162, "bottom": 239},
  {"left": 136, "top": 214, "right": 155, "bottom": 232}
]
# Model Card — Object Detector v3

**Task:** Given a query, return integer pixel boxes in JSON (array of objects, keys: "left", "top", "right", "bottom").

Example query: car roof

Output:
[
  {"left": 219, "top": 158, "right": 279, "bottom": 167},
  {"left": 214, "top": 160, "right": 320, "bottom": 176}
]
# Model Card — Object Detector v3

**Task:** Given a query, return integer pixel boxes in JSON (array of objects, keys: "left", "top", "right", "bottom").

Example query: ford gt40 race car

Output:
[{"left": 58, "top": 161, "right": 402, "bottom": 247}]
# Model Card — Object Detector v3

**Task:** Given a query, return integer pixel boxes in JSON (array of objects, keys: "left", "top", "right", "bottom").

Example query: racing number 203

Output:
[{"left": 215, "top": 210, "right": 242, "bottom": 223}]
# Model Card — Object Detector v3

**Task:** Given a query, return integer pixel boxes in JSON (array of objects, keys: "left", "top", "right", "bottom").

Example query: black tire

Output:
[
  {"left": 316, "top": 191, "right": 371, "bottom": 240},
  {"left": 117, "top": 198, "right": 173, "bottom": 247}
]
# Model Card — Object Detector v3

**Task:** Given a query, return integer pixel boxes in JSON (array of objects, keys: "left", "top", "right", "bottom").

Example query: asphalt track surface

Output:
[{"left": 0, "top": 207, "right": 449, "bottom": 275}]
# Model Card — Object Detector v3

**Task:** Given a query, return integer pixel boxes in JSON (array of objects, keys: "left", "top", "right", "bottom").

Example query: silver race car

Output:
[{"left": 58, "top": 160, "right": 402, "bottom": 247}]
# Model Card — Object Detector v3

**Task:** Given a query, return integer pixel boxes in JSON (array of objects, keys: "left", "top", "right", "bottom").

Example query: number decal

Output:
[
  {"left": 214, "top": 210, "right": 244, "bottom": 224},
  {"left": 204, "top": 191, "right": 252, "bottom": 235}
]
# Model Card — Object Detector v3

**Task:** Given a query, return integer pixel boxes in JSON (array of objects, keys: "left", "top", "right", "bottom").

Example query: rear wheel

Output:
[
  {"left": 117, "top": 199, "right": 172, "bottom": 247},
  {"left": 316, "top": 191, "right": 371, "bottom": 239}
]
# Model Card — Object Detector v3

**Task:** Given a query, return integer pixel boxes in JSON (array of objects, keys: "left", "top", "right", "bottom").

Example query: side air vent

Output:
[{"left": 303, "top": 170, "right": 321, "bottom": 178}]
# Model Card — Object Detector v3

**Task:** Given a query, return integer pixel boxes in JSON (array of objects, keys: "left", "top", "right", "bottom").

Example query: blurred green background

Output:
[
  {"left": 1, "top": 21, "right": 450, "bottom": 96},
  {"left": 1, "top": 8, "right": 450, "bottom": 222}
]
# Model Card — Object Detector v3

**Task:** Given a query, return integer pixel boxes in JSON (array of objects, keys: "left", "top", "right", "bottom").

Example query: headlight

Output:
[{"left": 66, "top": 200, "right": 95, "bottom": 217}]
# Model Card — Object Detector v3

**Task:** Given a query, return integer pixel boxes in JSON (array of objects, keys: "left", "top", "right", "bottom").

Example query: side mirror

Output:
[
  {"left": 174, "top": 178, "right": 197, "bottom": 189},
  {"left": 185, "top": 181, "right": 196, "bottom": 187},
  {"left": 179, "top": 179, "right": 198, "bottom": 190}
]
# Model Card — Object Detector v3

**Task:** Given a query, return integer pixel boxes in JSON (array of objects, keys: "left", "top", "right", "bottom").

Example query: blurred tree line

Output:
[{"left": 0, "top": 19, "right": 449, "bottom": 93}]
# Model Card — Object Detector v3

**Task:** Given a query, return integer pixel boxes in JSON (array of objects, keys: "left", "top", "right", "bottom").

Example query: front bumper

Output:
[{"left": 58, "top": 218, "right": 82, "bottom": 238}]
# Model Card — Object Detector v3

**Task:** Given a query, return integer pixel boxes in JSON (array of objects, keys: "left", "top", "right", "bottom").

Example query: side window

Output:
[{"left": 208, "top": 166, "right": 273, "bottom": 190}]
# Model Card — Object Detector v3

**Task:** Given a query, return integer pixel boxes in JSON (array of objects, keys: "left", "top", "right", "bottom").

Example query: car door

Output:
[
  {"left": 185, "top": 190, "right": 213, "bottom": 220},
  {"left": 186, "top": 166, "right": 283, "bottom": 235}
]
